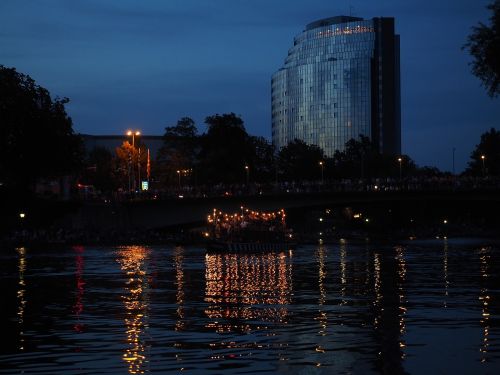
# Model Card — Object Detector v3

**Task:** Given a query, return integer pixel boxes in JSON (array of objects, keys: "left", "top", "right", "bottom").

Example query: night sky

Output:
[{"left": 1, "top": 0, "right": 499, "bottom": 172}]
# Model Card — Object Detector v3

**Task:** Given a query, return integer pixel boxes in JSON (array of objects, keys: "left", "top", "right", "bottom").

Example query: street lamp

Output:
[
  {"left": 245, "top": 165, "right": 250, "bottom": 185},
  {"left": 138, "top": 147, "right": 141, "bottom": 190},
  {"left": 126, "top": 130, "right": 141, "bottom": 191},
  {"left": 397, "top": 157, "right": 403, "bottom": 181},
  {"left": 319, "top": 161, "right": 324, "bottom": 184},
  {"left": 177, "top": 170, "right": 181, "bottom": 189},
  {"left": 126, "top": 130, "right": 140, "bottom": 147},
  {"left": 127, "top": 151, "right": 132, "bottom": 192},
  {"left": 275, "top": 161, "right": 279, "bottom": 186},
  {"left": 452, "top": 147, "right": 456, "bottom": 176},
  {"left": 481, "top": 155, "right": 486, "bottom": 177}
]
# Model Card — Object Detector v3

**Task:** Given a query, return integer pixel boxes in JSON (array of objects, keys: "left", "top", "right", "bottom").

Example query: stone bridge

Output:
[{"left": 74, "top": 190, "right": 500, "bottom": 231}]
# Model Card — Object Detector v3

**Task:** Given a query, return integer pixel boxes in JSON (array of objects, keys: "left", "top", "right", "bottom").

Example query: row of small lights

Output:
[
  {"left": 124, "top": 131, "right": 488, "bottom": 174},
  {"left": 208, "top": 208, "right": 285, "bottom": 222},
  {"left": 240, "top": 156, "right": 408, "bottom": 174},
  {"left": 318, "top": 211, "right": 449, "bottom": 225}
]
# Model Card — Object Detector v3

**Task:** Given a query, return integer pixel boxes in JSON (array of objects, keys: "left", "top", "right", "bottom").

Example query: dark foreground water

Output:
[{"left": 1, "top": 239, "right": 500, "bottom": 374}]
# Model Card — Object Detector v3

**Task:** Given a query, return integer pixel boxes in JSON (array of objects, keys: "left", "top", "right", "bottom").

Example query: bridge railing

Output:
[{"left": 84, "top": 176, "right": 500, "bottom": 202}]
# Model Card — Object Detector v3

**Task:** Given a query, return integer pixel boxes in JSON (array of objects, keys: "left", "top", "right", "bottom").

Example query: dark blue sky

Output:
[{"left": 1, "top": 0, "right": 499, "bottom": 171}]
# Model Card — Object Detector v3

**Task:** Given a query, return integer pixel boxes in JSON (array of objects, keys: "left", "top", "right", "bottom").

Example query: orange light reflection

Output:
[
  {"left": 117, "top": 246, "right": 151, "bottom": 374},
  {"left": 16, "top": 247, "right": 27, "bottom": 351},
  {"left": 205, "top": 252, "right": 292, "bottom": 333}
]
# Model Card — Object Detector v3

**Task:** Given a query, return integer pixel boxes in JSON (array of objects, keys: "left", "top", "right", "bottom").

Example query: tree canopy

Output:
[
  {"left": 277, "top": 139, "right": 325, "bottom": 181},
  {"left": 155, "top": 113, "right": 273, "bottom": 186},
  {"left": 464, "top": 0, "right": 500, "bottom": 97},
  {"left": 156, "top": 117, "right": 198, "bottom": 186},
  {"left": 466, "top": 127, "right": 500, "bottom": 176},
  {"left": 332, "top": 135, "right": 416, "bottom": 179},
  {"left": 247, "top": 136, "right": 275, "bottom": 183},
  {"left": 197, "top": 113, "right": 254, "bottom": 184},
  {"left": 115, "top": 141, "right": 148, "bottom": 191},
  {"left": 80, "top": 147, "right": 119, "bottom": 194},
  {"left": 0, "top": 65, "right": 82, "bottom": 189}
]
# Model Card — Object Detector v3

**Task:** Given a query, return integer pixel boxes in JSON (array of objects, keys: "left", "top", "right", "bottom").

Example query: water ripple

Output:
[{"left": 0, "top": 240, "right": 499, "bottom": 373}]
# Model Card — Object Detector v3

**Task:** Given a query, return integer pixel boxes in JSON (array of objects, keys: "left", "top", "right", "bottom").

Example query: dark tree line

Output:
[
  {"left": 464, "top": 0, "right": 500, "bottom": 97},
  {"left": 71, "top": 120, "right": 500, "bottom": 194},
  {"left": 465, "top": 128, "right": 500, "bottom": 176},
  {"left": 2, "top": 64, "right": 498, "bottom": 199},
  {"left": 0, "top": 65, "right": 83, "bottom": 193},
  {"left": 155, "top": 113, "right": 275, "bottom": 187},
  {"left": 149, "top": 115, "right": 428, "bottom": 190},
  {"left": 85, "top": 117, "right": 491, "bottom": 195}
]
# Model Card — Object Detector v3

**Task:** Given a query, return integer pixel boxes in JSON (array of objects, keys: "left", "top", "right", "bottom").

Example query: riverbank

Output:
[
  {"left": 1, "top": 190, "right": 499, "bottom": 248},
  {"left": 2, "top": 220, "right": 498, "bottom": 248}
]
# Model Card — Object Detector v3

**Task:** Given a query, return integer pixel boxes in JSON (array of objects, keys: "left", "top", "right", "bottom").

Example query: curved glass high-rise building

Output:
[{"left": 272, "top": 16, "right": 400, "bottom": 156}]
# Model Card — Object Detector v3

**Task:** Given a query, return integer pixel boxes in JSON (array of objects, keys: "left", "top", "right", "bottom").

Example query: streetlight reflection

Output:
[
  {"left": 174, "top": 246, "right": 185, "bottom": 331},
  {"left": 117, "top": 246, "right": 151, "bottom": 375},
  {"left": 126, "top": 130, "right": 141, "bottom": 191},
  {"left": 16, "top": 247, "right": 27, "bottom": 351},
  {"left": 479, "top": 246, "right": 491, "bottom": 363}
]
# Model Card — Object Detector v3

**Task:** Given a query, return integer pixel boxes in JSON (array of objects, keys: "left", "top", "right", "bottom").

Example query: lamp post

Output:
[
  {"left": 127, "top": 152, "right": 132, "bottom": 192},
  {"left": 147, "top": 149, "right": 150, "bottom": 182},
  {"left": 177, "top": 170, "right": 181, "bottom": 189},
  {"left": 319, "top": 161, "right": 324, "bottom": 184},
  {"left": 360, "top": 151, "right": 365, "bottom": 180},
  {"left": 452, "top": 147, "right": 456, "bottom": 176},
  {"left": 398, "top": 157, "right": 403, "bottom": 181},
  {"left": 275, "top": 162, "right": 279, "bottom": 186},
  {"left": 245, "top": 165, "right": 250, "bottom": 185},
  {"left": 127, "top": 130, "right": 140, "bottom": 148},
  {"left": 481, "top": 155, "right": 486, "bottom": 177},
  {"left": 126, "top": 130, "right": 141, "bottom": 191},
  {"left": 137, "top": 147, "right": 141, "bottom": 191}
]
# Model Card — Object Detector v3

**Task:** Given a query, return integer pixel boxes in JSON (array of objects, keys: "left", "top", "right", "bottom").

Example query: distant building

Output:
[
  {"left": 81, "top": 134, "right": 164, "bottom": 159},
  {"left": 272, "top": 16, "right": 401, "bottom": 156}
]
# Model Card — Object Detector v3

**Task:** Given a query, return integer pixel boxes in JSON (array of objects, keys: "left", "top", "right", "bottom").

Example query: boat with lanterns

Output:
[{"left": 205, "top": 207, "right": 295, "bottom": 252}]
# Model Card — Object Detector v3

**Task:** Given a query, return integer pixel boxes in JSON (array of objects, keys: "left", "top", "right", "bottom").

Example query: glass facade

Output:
[{"left": 272, "top": 16, "right": 401, "bottom": 156}]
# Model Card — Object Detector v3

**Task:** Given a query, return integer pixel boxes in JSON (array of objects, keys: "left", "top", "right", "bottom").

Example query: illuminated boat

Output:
[{"left": 205, "top": 207, "right": 295, "bottom": 252}]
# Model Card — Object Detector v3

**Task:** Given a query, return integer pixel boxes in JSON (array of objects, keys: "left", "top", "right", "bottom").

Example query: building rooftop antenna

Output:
[{"left": 349, "top": 4, "right": 355, "bottom": 17}]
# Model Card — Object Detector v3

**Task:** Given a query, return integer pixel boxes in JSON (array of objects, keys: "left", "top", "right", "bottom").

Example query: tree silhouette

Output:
[
  {"left": 466, "top": 128, "right": 500, "bottom": 176},
  {"left": 0, "top": 65, "right": 83, "bottom": 190},
  {"left": 80, "top": 147, "right": 119, "bottom": 194},
  {"left": 247, "top": 136, "right": 275, "bottom": 183},
  {"left": 333, "top": 135, "right": 416, "bottom": 179},
  {"left": 156, "top": 117, "right": 198, "bottom": 187},
  {"left": 198, "top": 113, "right": 253, "bottom": 184},
  {"left": 464, "top": 1, "right": 500, "bottom": 97},
  {"left": 277, "top": 139, "right": 325, "bottom": 181},
  {"left": 115, "top": 141, "right": 147, "bottom": 191}
]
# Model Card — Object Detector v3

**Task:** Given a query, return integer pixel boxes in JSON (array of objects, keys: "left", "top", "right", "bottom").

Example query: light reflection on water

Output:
[
  {"left": 116, "top": 246, "right": 151, "bottom": 374},
  {"left": 16, "top": 247, "right": 26, "bottom": 351},
  {"left": 204, "top": 251, "right": 292, "bottom": 332},
  {"left": 73, "top": 245, "right": 85, "bottom": 334},
  {"left": 479, "top": 246, "right": 491, "bottom": 363},
  {"left": 174, "top": 246, "right": 185, "bottom": 332},
  {"left": 0, "top": 239, "right": 500, "bottom": 374}
]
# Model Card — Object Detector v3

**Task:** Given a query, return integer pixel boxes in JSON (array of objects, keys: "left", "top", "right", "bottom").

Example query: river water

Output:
[{"left": 1, "top": 239, "right": 499, "bottom": 374}]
